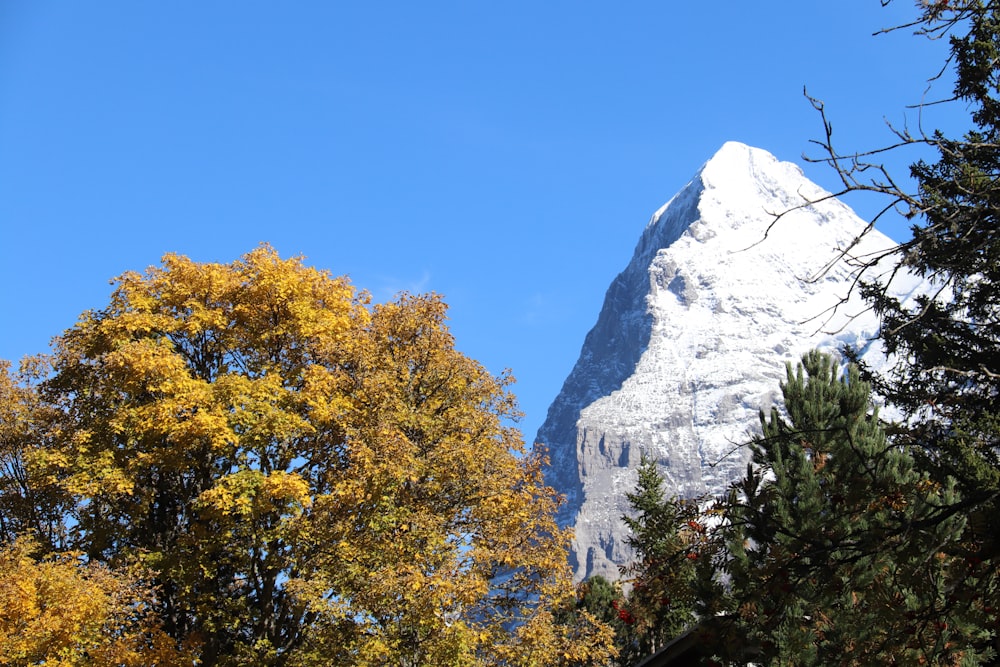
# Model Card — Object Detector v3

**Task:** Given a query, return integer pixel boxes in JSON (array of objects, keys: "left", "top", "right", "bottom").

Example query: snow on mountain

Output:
[{"left": 536, "top": 142, "right": 925, "bottom": 582}]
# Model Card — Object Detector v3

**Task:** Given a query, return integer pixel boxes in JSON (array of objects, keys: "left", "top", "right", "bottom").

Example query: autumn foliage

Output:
[
  {"left": 0, "top": 246, "right": 613, "bottom": 666},
  {"left": 0, "top": 538, "right": 194, "bottom": 666}
]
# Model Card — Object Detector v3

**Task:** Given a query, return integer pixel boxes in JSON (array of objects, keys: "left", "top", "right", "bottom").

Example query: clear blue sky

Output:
[{"left": 0, "top": 2, "right": 965, "bottom": 443}]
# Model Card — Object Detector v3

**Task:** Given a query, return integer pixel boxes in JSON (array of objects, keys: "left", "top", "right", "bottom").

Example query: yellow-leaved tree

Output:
[
  {"left": 7, "top": 245, "right": 612, "bottom": 666},
  {"left": 0, "top": 538, "right": 195, "bottom": 666}
]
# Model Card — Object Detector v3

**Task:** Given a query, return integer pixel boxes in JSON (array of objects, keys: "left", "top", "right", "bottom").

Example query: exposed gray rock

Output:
[{"left": 536, "top": 142, "right": 924, "bottom": 582}]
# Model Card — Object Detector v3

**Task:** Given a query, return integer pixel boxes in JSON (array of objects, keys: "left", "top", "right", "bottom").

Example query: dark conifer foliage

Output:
[
  {"left": 815, "top": 2, "right": 1000, "bottom": 504},
  {"left": 716, "top": 353, "right": 984, "bottom": 665},
  {"left": 618, "top": 456, "right": 702, "bottom": 662},
  {"left": 821, "top": 4, "right": 1000, "bottom": 655},
  {"left": 613, "top": 4, "right": 1000, "bottom": 664}
]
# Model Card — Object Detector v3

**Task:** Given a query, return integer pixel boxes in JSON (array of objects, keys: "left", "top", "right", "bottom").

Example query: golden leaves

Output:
[
  {"left": 0, "top": 538, "right": 193, "bottom": 666},
  {"left": 3, "top": 246, "right": 614, "bottom": 666},
  {"left": 196, "top": 469, "right": 311, "bottom": 519}
]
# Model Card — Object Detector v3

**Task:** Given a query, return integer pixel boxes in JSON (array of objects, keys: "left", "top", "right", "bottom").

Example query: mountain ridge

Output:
[{"left": 536, "top": 142, "right": 924, "bottom": 582}]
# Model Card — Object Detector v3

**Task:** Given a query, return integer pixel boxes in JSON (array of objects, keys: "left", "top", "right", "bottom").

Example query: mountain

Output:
[{"left": 535, "top": 142, "right": 925, "bottom": 582}]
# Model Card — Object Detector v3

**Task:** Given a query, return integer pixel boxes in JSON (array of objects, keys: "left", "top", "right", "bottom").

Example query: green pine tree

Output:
[
  {"left": 619, "top": 455, "right": 703, "bottom": 663},
  {"left": 808, "top": 2, "right": 1000, "bottom": 655},
  {"left": 715, "top": 351, "right": 985, "bottom": 665},
  {"left": 854, "top": 2, "right": 1000, "bottom": 520}
]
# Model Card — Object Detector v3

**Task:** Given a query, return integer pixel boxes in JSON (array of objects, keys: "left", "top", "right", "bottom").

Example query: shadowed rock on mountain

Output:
[{"left": 536, "top": 142, "right": 925, "bottom": 582}]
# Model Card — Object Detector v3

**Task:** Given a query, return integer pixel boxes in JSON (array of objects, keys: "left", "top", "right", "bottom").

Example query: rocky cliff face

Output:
[{"left": 536, "top": 142, "right": 924, "bottom": 582}]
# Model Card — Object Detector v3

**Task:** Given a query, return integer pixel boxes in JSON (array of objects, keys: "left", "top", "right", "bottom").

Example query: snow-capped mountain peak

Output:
[{"left": 536, "top": 143, "right": 923, "bottom": 582}]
